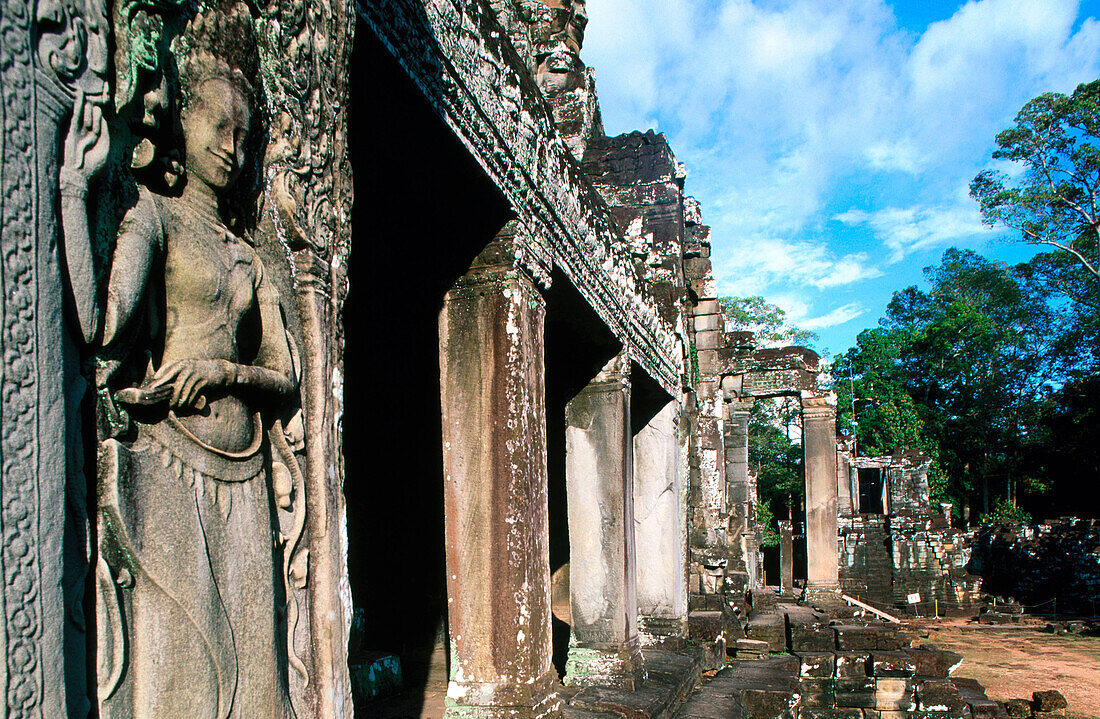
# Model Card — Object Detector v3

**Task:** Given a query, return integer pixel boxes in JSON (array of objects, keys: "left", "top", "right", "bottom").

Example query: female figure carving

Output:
[{"left": 93, "top": 4, "right": 299, "bottom": 717}]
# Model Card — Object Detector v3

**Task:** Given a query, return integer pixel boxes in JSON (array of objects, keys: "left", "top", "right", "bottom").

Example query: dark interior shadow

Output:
[
  {"left": 346, "top": 15, "right": 512, "bottom": 715},
  {"left": 543, "top": 267, "right": 622, "bottom": 679},
  {"left": 630, "top": 360, "right": 673, "bottom": 435}
]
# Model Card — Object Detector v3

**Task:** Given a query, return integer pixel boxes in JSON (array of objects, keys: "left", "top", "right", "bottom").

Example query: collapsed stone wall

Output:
[
  {"left": 969, "top": 519, "right": 1100, "bottom": 615},
  {"left": 838, "top": 450, "right": 981, "bottom": 613}
]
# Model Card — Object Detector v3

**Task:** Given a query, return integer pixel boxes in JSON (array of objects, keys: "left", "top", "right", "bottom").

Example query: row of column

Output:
[
  {"left": 437, "top": 256, "right": 841, "bottom": 719},
  {"left": 720, "top": 392, "right": 839, "bottom": 596},
  {"left": 438, "top": 258, "right": 686, "bottom": 719}
]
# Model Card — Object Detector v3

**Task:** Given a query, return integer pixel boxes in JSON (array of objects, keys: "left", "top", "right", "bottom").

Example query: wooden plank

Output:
[{"left": 842, "top": 594, "right": 902, "bottom": 624}]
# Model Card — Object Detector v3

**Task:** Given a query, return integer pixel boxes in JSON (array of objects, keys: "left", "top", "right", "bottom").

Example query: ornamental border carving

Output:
[{"left": 1, "top": 0, "right": 44, "bottom": 715}]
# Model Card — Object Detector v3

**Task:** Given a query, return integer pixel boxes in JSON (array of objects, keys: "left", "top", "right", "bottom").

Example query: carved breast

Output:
[{"left": 161, "top": 200, "right": 257, "bottom": 361}]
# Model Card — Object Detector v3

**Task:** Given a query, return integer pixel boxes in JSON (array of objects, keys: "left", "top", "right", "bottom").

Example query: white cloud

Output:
[
  {"left": 864, "top": 139, "right": 923, "bottom": 174},
  {"left": 583, "top": 0, "right": 1100, "bottom": 347},
  {"left": 715, "top": 236, "right": 883, "bottom": 294},
  {"left": 835, "top": 202, "right": 992, "bottom": 262},
  {"left": 801, "top": 303, "right": 868, "bottom": 330}
]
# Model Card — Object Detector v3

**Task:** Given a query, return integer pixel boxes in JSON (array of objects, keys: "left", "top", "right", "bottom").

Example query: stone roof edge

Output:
[{"left": 359, "top": 0, "right": 681, "bottom": 396}]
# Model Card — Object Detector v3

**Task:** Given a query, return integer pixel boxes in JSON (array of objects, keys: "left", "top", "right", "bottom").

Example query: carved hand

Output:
[
  {"left": 149, "top": 359, "right": 236, "bottom": 410},
  {"left": 61, "top": 89, "right": 110, "bottom": 187}
]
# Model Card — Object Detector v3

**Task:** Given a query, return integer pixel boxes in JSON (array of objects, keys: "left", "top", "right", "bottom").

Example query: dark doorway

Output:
[
  {"left": 858, "top": 468, "right": 885, "bottom": 515},
  {"left": 345, "top": 16, "right": 512, "bottom": 716}
]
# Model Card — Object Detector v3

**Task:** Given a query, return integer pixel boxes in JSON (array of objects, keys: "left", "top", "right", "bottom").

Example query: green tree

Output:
[
  {"left": 970, "top": 80, "right": 1100, "bottom": 287},
  {"left": 834, "top": 249, "right": 1056, "bottom": 520},
  {"left": 748, "top": 399, "right": 803, "bottom": 538},
  {"left": 720, "top": 295, "right": 818, "bottom": 346}
]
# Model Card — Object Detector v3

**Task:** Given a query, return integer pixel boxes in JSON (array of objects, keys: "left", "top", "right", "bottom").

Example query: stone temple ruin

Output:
[
  {"left": 836, "top": 448, "right": 982, "bottom": 616},
  {"left": 0, "top": 0, "right": 1080, "bottom": 718}
]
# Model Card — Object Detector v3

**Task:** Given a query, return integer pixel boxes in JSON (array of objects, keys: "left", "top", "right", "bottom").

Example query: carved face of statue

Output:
[
  {"left": 537, "top": 0, "right": 587, "bottom": 54},
  {"left": 181, "top": 77, "right": 251, "bottom": 193},
  {"left": 556, "top": 0, "right": 587, "bottom": 53}
]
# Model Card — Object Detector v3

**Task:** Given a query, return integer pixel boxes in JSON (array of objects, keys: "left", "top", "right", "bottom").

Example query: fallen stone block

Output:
[
  {"left": 741, "top": 688, "right": 798, "bottom": 719},
  {"left": 796, "top": 652, "right": 836, "bottom": 678},
  {"left": 746, "top": 613, "right": 788, "bottom": 654},
  {"left": 874, "top": 678, "right": 916, "bottom": 711},
  {"left": 902, "top": 647, "right": 964, "bottom": 677},
  {"left": 870, "top": 652, "right": 916, "bottom": 678},
  {"left": 966, "top": 697, "right": 1001, "bottom": 719},
  {"left": 690, "top": 611, "right": 727, "bottom": 670},
  {"left": 730, "top": 638, "right": 770, "bottom": 660},
  {"left": 1032, "top": 690, "right": 1068, "bottom": 717},
  {"left": 834, "top": 625, "right": 901, "bottom": 651},
  {"left": 786, "top": 609, "right": 837, "bottom": 653},
  {"left": 790, "top": 625, "right": 837, "bottom": 652},
  {"left": 834, "top": 652, "right": 871, "bottom": 678},
  {"left": 952, "top": 677, "right": 988, "bottom": 700},
  {"left": 799, "top": 677, "right": 835, "bottom": 708},
  {"left": 917, "top": 679, "right": 967, "bottom": 714},
  {"left": 834, "top": 677, "right": 876, "bottom": 709},
  {"left": 750, "top": 588, "right": 779, "bottom": 612},
  {"left": 1003, "top": 698, "right": 1032, "bottom": 717}
]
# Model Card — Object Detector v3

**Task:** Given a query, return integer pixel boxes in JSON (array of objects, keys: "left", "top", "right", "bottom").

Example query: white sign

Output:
[{"left": 907, "top": 592, "right": 921, "bottom": 604}]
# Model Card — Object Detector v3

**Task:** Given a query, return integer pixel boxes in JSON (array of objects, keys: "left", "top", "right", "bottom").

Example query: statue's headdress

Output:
[{"left": 172, "top": 2, "right": 258, "bottom": 114}]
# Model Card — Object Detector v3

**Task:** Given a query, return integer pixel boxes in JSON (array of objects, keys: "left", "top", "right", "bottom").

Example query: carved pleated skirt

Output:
[{"left": 98, "top": 414, "right": 295, "bottom": 719}]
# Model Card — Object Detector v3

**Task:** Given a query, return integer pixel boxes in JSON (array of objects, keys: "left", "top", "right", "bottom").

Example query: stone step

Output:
[
  {"left": 570, "top": 649, "right": 703, "bottom": 719},
  {"left": 676, "top": 657, "right": 800, "bottom": 719}
]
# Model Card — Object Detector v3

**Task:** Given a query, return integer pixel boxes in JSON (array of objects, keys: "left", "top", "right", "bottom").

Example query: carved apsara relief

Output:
[{"left": 92, "top": 4, "right": 310, "bottom": 717}]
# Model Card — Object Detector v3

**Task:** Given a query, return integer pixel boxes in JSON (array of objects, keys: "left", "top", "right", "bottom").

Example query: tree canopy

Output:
[
  {"left": 720, "top": 295, "right": 818, "bottom": 347},
  {"left": 970, "top": 80, "right": 1100, "bottom": 286},
  {"left": 833, "top": 249, "right": 1069, "bottom": 521}
]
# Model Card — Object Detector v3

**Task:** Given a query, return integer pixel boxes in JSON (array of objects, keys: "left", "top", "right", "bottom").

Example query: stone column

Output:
[
  {"left": 837, "top": 445, "right": 855, "bottom": 518},
  {"left": 779, "top": 520, "right": 794, "bottom": 594},
  {"left": 724, "top": 399, "right": 755, "bottom": 592},
  {"left": 439, "top": 258, "right": 561, "bottom": 719},
  {"left": 565, "top": 354, "right": 645, "bottom": 689},
  {"left": 801, "top": 395, "right": 840, "bottom": 598},
  {"left": 634, "top": 400, "right": 686, "bottom": 642}
]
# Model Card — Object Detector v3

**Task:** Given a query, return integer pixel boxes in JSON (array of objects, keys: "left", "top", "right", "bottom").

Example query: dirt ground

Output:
[{"left": 915, "top": 618, "right": 1100, "bottom": 719}]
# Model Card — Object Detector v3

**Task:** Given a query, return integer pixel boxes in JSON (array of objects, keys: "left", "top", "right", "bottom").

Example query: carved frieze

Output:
[{"left": 360, "top": 0, "right": 681, "bottom": 397}]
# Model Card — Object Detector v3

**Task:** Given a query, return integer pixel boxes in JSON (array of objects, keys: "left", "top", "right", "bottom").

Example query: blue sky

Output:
[{"left": 583, "top": 0, "right": 1100, "bottom": 356}]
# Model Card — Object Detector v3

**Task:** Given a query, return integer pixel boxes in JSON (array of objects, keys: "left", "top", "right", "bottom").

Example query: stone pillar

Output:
[
  {"left": 837, "top": 445, "right": 855, "bottom": 518},
  {"left": 634, "top": 400, "right": 687, "bottom": 642},
  {"left": 689, "top": 412, "right": 728, "bottom": 609},
  {"left": 438, "top": 258, "right": 561, "bottom": 719},
  {"left": 724, "top": 399, "right": 755, "bottom": 592},
  {"left": 565, "top": 354, "right": 645, "bottom": 689},
  {"left": 849, "top": 466, "right": 861, "bottom": 514},
  {"left": 779, "top": 520, "right": 794, "bottom": 594},
  {"left": 801, "top": 395, "right": 840, "bottom": 597}
]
